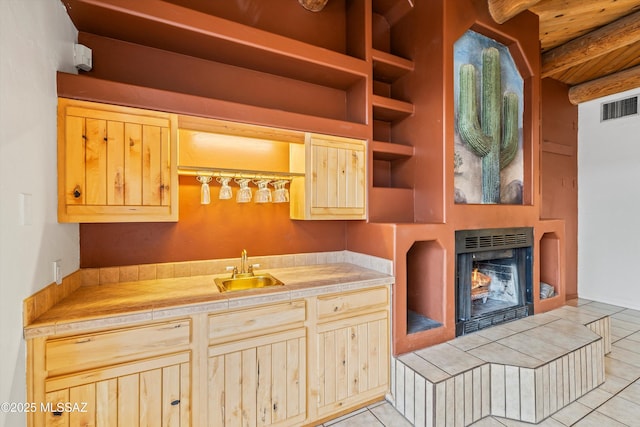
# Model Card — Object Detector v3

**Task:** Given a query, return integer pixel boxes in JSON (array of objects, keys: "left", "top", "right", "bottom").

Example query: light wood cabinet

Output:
[
  {"left": 28, "top": 320, "right": 192, "bottom": 427},
  {"left": 290, "top": 133, "right": 367, "bottom": 220},
  {"left": 27, "top": 287, "right": 390, "bottom": 427},
  {"left": 207, "top": 301, "right": 307, "bottom": 427},
  {"left": 44, "top": 353, "right": 190, "bottom": 427},
  {"left": 309, "top": 287, "right": 390, "bottom": 419},
  {"left": 57, "top": 98, "right": 178, "bottom": 222}
]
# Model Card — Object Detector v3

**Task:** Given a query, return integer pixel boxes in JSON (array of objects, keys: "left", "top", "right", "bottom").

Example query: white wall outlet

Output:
[{"left": 53, "top": 260, "right": 62, "bottom": 285}]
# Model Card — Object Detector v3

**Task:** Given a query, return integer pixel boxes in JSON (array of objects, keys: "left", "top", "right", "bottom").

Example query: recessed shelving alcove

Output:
[
  {"left": 406, "top": 240, "right": 446, "bottom": 334},
  {"left": 369, "top": 0, "right": 416, "bottom": 223},
  {"left": 539, "top": 231, "right": 564, "bottom": 310}
]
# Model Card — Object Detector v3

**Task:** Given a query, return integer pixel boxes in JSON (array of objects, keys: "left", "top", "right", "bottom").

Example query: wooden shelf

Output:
[
  {"left": 64, "top": 0, "right": 368, "bottom": 90},
  {"left": 57, "top": 73, "right": 370, "bottom": 140},
  {"left": 372, "top": 49, "right": 414, "bottom": 83},
  {"left": 371, "top": 140, "right": 414, "bottom": 160},
  {"left": 372, "top": 95, "right": 414, "bottom": 122}
]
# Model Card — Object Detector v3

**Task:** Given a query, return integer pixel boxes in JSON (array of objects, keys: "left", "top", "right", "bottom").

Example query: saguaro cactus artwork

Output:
[{"left": 457, "top": 47, "right": 519, "bottom": 204}]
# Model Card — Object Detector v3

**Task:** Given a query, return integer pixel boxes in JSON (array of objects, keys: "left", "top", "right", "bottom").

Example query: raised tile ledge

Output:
[{"left": 390, "top": 311, "right": 610, "bottom": 426}]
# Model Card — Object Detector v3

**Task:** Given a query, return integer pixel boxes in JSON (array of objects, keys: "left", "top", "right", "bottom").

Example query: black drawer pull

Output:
[{"left": 171, "top": 399, "right": 180, "bottom": 406}]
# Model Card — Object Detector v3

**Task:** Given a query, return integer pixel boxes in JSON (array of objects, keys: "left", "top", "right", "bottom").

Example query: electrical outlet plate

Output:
[{"left": 53, "top": 260, "right": 62, "bottom": 285}]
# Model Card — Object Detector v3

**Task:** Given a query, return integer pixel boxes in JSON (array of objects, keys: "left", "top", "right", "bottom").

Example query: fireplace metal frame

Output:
[{"left": 455, "top": 227, "right": 534, "bottom": 336}]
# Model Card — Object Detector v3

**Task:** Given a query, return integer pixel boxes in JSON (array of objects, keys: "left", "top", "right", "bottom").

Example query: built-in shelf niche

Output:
[
  {"left": 406, "top": 240, "right": 445, "bottom": 334},
  {"left": 539, "top": 232, "right": 562, "bottom": 306},
  {"left": 369, "top": 0, "right": 415, "bottom": 223}
]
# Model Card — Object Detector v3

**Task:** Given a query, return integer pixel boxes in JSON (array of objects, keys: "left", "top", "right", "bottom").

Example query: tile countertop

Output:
[{"left": 24, "top": 263, "right": 394, "bottom": 339}]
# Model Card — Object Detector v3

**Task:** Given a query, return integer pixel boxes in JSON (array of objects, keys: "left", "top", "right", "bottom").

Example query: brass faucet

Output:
[
  {"left": 240, "top": 249, "right": 248, "bottom": 275},
  {"left": 229, "top": 249, "right": 258, "bottom": 278}
]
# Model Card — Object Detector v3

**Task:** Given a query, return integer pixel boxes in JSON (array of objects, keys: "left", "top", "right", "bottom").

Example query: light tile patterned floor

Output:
[{"left": 320, "top": 299, "right": 640, "bottom": 426}]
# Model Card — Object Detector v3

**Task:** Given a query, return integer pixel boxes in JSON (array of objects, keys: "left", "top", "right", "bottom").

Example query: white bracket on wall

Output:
[{"left": 73, "top": 43, "right": 92, "bottom": 71}]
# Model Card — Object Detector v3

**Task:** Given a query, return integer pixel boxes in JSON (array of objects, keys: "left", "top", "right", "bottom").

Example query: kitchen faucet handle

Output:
[
  {"left": 248, "top": 263, "right": 260, "bottom": 273},
  {"left": 225, "top": 265, "right": 238, "bottom": 277}
]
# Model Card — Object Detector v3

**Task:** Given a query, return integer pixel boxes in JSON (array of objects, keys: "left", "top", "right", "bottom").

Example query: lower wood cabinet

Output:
[
  {"left": 314, "top": 312, "right": 389, "bottom": 418},
  {"left": 309, "top": 287, "right": 390, "bottom": 421},
  {"left": 207, "top": 301, "right": 307, "bottom": 427},
  {"left": 44, "top": 353, "right": 190, "bottom": 427},
  {"left": 27, "top": 320, "right": 192, "bottom": 427},
  {"left": 26, "top": 286, "right": 390, "bottom": 427},
  {"left": 208, "top": 329, "right": 306, "bottom": 426}
]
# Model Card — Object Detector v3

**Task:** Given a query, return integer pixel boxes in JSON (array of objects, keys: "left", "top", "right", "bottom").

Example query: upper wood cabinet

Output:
[
  {"left": 57, "top": 98, "right": 178, "bottom": 223},
  {"left": 290, "top": 133, "right": 367, "bottom": 220}
]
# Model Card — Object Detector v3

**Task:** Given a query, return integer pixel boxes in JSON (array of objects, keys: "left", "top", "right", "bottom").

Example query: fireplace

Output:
[{"left": 455, "top": 228, "right": 533, "bottom": 336}]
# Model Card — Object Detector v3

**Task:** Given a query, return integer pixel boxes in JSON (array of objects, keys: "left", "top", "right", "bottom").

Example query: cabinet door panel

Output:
[
  {"left": 45, "top": 354, "right": 190, "bottom": 427},
  {"left": 96, "top": 378, "right": 118, "bottom": 427},
  {"left": 140, "top": 369, "right": 162, "bottom": 426},
  {"left": 69, "top": 383, "right": 95, "bottom": 426},
  {"left": 58, "top": 98, "right": 178, "bottom": 222},
  {"left": 44, "top": 389, "right": 69, "bottom": 427},
  {"left": 142, "top": 125, "right": 162, "bottom": 206},
  {"left": 303, "top": 133, "right": 366, "bottom": 219},
  {"left": 118, "top": 373, "right": 140, "bottom": 426},
  {"left": 316, "top": 312, "right": 389, "bottom": 415},
  {"left": 85, "top": 118, "right": 108, "bottom": 206},
  {"left": 107, "top": 121, "right": 125, "bottom": 205},
  {"left": 208, "top": 330, "right": 306, "bottom": 427},
  {"left": 124, "top": 122, "right": 143, "bottom": 206},
  {"left": 64, "top": 115, "right": 86, "bottom": 206}
]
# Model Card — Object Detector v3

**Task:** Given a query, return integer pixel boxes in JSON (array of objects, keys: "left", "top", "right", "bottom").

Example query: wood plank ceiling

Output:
[{"left": 489, "top": 0, "right": 640, "bottom": 103}]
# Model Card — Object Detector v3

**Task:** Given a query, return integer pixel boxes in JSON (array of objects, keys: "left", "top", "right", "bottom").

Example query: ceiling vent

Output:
[{"left": 601, "top": 96, "right": 638, "bottom": 122}]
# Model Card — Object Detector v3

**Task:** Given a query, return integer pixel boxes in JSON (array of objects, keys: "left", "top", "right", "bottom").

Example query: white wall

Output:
[
  {"left": 0, "top": 1, "right": 78, "bottom": 425},
  {"left": 578, "top": 87, "right": 640, "bottom": 310}
]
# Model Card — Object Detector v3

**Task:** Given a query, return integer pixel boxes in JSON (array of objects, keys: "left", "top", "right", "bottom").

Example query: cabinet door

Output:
[
  {"left": 43, "top": 352, "right": 190, "bottom": 427},
  {"left": 208, "top": 329, "right": 306, "bottom": 427},
  {"left": 57, "top": 98, "right": 178, "bottom": 223},
  {"left": 290, "top": 133, "right": 366, "bottom": 220},
  {"left": 314, "top": 311, "right": 389, "bottom": 418}
]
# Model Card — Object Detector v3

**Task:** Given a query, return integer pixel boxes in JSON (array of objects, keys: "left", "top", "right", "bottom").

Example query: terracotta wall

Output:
[
  {"left": 71, "top": 0, "right": 576, "bottom": 354},
  {"left": 74, "top": 1, "right": 358, "bottom": 268},
  {"left": 81, "top": 177, "right": 346, "bottom": 267},
  {"left": 540, "top": 78, "right": 578, "bottom": 298}
]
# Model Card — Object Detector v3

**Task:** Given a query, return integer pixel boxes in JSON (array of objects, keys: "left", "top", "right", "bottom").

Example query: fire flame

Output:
[{"left": 471, "top": 268, "right": 491, "bottom": 289}]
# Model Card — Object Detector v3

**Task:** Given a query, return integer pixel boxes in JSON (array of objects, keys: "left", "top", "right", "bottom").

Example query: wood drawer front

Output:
[
  {"left": 317, "top": 287, "right": 388, "bottom": 321},
  {"left": 209, "top": 300, "right": 306, "bottom": 344},
  {"left": 45, "top": 320, "right": 190, "bottom": 375}
]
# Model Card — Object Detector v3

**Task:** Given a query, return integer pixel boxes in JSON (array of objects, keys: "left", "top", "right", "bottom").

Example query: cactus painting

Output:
[{"left": 454, "top": 31, "right": 523, "bottom": 204}]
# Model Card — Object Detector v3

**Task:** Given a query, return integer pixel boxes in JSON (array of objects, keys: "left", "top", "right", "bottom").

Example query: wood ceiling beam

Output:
[
  {"left": 568, "top": 65, "right": 640, "bottom": 105},
  {"left": 487, "top": 0, "right": 543, "bottom": 24},
  {"left": 542, "top": 11, "right": 640, "bottom": 78}
]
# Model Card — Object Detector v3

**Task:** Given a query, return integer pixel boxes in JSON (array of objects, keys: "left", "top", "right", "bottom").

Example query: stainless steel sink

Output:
[{"left": 214, "top": 273, "right": 284, "bottom": 293}]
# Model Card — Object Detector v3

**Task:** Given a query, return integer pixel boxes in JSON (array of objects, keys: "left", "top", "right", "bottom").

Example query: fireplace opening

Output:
[{"left": 455, "top": 228, "right": 533, "bottom": 336}]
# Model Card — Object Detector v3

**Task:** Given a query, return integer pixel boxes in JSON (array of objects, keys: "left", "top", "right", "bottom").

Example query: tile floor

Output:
[{"left": 319, "top": 299, "right": 640, "bottom": 426}]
